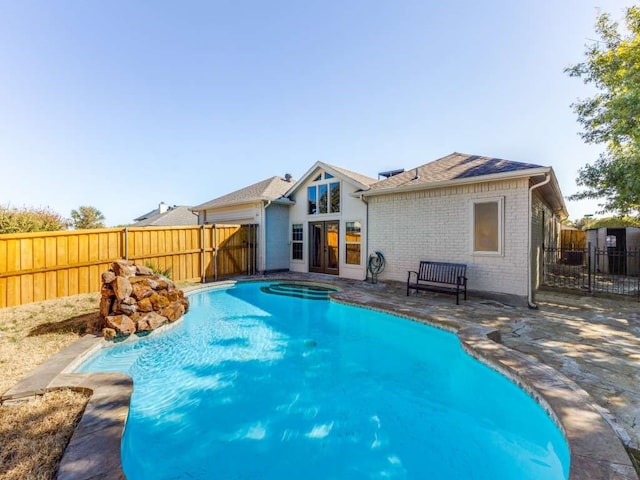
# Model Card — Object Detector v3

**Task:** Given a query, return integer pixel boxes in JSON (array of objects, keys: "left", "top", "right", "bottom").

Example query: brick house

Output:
[
  {"left": 361, "top": 153, "right": 568, "bottom": 306},
  {"left": 199, "top": 153, "right": 567, "bottom": 305}
]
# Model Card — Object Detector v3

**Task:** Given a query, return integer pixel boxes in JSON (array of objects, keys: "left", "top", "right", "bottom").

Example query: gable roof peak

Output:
[{"left": 285, "top": 161, "right": 377, "bottom": 197}]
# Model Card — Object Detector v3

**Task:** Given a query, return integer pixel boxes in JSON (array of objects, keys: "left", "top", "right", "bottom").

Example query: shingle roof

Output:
[
  {"left": 193, "top": 176, "right": 295, "bottom": 211},
  {"left": 134, "top": 207, "right": 160, "bottom": 222},
  {"left": 132, "top": 206, "right": 198, "bottom": 227},
  {"left": 368, "top": 152, "right": 545, "bottom": 191},
  {"left": 324, "top": 163, "right": 377, "bottom": 188}
]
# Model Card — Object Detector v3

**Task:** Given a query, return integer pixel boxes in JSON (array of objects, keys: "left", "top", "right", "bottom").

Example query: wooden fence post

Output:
[
  {"left": 124, "top": 227, "right": 129, "bottom": 260},
  {"left": 214, "top": 225, "right": 218, "bottom": 281},
  {"left": 200, "top": 224, "right": 206, "bottom": 283}
]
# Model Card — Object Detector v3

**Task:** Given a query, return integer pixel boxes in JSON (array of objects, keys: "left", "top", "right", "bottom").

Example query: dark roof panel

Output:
[{"left": 369, "top": 152, "right": 544, "bottom": 191}]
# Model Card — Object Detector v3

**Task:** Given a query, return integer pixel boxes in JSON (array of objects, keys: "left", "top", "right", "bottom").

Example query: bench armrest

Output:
[
  {"left": 457, "top": 275, "right": 467, "bottom": 286},
  {"left": 407, "top": 270, "right": 418, "bottom": 282}
]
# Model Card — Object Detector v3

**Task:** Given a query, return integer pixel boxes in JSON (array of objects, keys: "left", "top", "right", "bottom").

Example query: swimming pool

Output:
[{"left": 77, "top": 281, "right": 570, "bottom": 479}]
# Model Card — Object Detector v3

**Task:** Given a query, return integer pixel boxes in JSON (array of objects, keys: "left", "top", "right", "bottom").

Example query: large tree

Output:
[
  {"left": 70, "top": 205, "right": 106, "bottom": 229},
  {"left": 566, "top": 6, "right": 640, "bottom": 214}
]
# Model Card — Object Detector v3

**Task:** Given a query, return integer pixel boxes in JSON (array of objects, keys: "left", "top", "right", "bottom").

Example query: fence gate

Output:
[{"left": 543, "top": 243, "right": 640, "bottom": 299}]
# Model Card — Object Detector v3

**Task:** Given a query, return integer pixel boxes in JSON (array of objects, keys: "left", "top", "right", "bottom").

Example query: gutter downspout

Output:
[
  {"left": 360, "top": 193, "right": 369, "bottom": 281},
  {"left": 528, "top": 172, "right": 551, "bottom": 309}
]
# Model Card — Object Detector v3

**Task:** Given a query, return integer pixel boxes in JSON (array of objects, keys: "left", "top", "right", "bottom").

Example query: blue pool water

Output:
[{"left": 77, "top": 282, "right": 570, "bottom": 479}]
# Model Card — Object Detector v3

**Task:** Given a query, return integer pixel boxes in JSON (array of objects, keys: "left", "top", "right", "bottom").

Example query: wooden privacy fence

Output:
[
  {"left": 561, "top": 228, "right": 586, "bottom": 250},
  {"left": 0, "top": 224, "right": 258, "bottom": 308}
]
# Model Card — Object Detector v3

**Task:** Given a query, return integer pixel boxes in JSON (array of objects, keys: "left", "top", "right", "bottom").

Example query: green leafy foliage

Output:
[
  {"left": 144, "top": 262, "right": 172, "bottom": 279},
  {"left": 587, "top": 216, "right": 640, "bottom": 229},
  {"left": 70, "top": 206, "right": 106, "bottom": 229},
  {"left": 565, "top": 215, "right": 640, "bottom": 230},
  {"left": 566, "top": 6, "right": 640, "bottom": 215},
  {"left": 0, "top": 205, "right": 69, "bottom": 234}
]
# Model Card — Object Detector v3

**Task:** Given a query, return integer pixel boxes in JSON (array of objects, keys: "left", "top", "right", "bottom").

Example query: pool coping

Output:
[{"left": 3, "top": 279, "right": 637, "bottom": 480}]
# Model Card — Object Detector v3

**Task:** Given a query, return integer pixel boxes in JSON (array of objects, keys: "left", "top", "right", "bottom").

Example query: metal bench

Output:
[{"left": 407, "top": 261, "right": 468, "bottom": 304}]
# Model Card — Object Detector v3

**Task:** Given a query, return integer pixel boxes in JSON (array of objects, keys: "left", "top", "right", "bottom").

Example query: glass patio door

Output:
[{"left": 309, "top": 221, "right": 339, "bottom": 275}]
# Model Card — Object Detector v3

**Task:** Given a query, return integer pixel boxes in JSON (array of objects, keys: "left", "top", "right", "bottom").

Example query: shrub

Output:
[
  {"left": 144, "top": 262, "right": 172, "bottom": 279},
  {"left": 0, "top": 205, "right": 69, "bottom": 234}
]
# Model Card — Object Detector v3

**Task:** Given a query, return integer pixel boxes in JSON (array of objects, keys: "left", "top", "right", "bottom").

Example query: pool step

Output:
[{"left": 260, "top": 283, "right": 337, "bottom": 300}]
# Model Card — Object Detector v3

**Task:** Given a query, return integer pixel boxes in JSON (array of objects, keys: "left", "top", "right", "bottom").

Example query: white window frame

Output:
[
  {"left": 291, "top": 223, "right": 304, "bottom": 261},
  {"left": 307, "top": 173, "right": 341, "bottom": 216},
  {"left": 471, "top": 197, "right": 504, "bottom": 256},
  {"left": 344, "top": 220, "right": 362, "bottom": 265}
]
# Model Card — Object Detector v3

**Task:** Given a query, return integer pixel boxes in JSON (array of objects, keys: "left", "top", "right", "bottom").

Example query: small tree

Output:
[
  {"left": 566, "top": 6, "right": 640, "bottom": 215},
  {"left": 70, "top": 206, "right": 106, "bottom": 229},
  {"left": 0, "top": 205, "right": 69, "bottom": 234}
]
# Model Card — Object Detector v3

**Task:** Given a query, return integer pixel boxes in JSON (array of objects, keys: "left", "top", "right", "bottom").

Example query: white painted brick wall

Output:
[
  {"left": 368, "top": 178, "right": 531, "bottom": 297},
  {"left": 530, "top": 191, "right": 560, "bottom": 293}
]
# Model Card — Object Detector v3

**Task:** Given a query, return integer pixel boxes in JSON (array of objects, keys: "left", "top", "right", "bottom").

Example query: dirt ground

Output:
[
  {"left": 0, "top": 294, "right": 100, "bottom": 480},
  {"left": 0, "top": 390, "right": 88, "bottom": 480}
]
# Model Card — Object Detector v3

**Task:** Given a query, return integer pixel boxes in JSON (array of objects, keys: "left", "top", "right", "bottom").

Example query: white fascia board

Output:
[
  {"left": 284, "top": 161, "right": 371, "bottom": 197},
  {"left": 547, "top": 168, "right": 569, "bottom": 219},
  {"left": 320, "top": 164, "right": 372, "bottom": 191},
  {"left": 283, "top": 161, "right": 324, "bottom": 197}
]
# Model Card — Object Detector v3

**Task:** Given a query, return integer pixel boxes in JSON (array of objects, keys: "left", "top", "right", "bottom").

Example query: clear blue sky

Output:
[{"left": 0, "top": 0, "right": 633, "bottom": 226}]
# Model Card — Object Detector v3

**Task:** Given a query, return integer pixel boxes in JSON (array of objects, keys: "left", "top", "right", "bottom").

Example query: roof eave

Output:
[
  {"left": 321, "top": 164, "right": 372, "bottom": 191},
  {"left": 544, "top": 168, "right": 570, "bottom": 220},
  {"left": 362, "top": 167, "right": 552, "bottom": 197},
  {"left": 193, "top": 195, "right": 296, "bottom": 211},
  {"left": 192, "top": 199, "right": 263, "bottom": 211},
  {"left": 271, "top": 197, "right": 296, "bottom": 205}
]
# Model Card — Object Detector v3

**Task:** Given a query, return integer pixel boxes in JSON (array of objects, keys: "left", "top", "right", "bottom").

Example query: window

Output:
[
  {"left": 307, "top": 175, "right": 340, "bottom": 215},
  {"left": 307, "top": 186, "right": 317, "bottom": 215},
  {"left": 292, "top": 224, "right": 303, "bottom": 260},
  {"left": 345, "top": 221, "right": 361, "bottom": 265},
  {"left": 318, "top": 184, "right": 328, "bottom": 214},
  {"left": 329, "top": 182, "right": 340, "bottom": 213},
  {"left": 473, "top": 198, "right": 503, "bottom": 254}
]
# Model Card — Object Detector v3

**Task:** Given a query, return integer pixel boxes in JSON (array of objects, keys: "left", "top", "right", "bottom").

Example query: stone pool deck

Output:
[{"left": 3, "top": 274, "right": 639, "bottom": 479}]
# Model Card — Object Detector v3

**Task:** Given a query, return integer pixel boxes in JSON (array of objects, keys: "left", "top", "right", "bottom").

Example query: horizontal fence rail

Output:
[
  {"left": 0, "top": 224, "right": 258, "bottom": 308},
  {"left": 543, "top": 243, "right": 640, "bottom": 299}
]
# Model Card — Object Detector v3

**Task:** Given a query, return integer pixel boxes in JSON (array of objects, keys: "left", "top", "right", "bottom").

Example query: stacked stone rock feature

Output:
[{"left": 99, "top": 261, "right": 189, "bottom": 338}]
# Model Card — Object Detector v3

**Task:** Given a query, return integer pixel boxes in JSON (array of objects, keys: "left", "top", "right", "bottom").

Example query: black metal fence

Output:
[{"left": 543, "top": 243, "right": 640, "bottom": 298}]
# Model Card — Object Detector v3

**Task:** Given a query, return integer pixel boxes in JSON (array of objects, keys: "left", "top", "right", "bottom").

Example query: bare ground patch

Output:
[
  {"left": 0, "top": 293, "right": 100, "bottom": 395},
  {"left": 0, "top": 293, "right": 99, "bottom": 480},
  {"left": 0, "top": 389, "right": 89, "bottom": 480}
]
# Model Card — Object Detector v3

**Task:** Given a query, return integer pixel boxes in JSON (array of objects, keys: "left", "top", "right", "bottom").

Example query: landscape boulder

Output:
[{"left": 95, "top": 261, "right": 190, "bottom": 338}]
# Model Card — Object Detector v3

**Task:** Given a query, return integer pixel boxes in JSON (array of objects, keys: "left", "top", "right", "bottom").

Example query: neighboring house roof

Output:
[
  {"left": 134, "top": 207, "right": 161, "bottom": 222},
  {"left": 192, "top": 176, "right": 296, "bottom": 211},
  {"left": 132, "top": 206, "right": 198, "bottom": 227},
  {"left": 364, "top": 152, "right": 568, "bottom": 218},
  {"left": 284, "top": 161, "right": 377, "bottom": 197}
]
